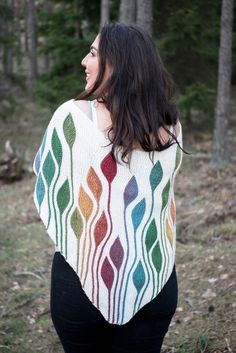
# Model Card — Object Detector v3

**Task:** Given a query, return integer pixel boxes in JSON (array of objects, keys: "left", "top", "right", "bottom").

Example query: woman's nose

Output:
[{"left": 81, "top": 55, "right": 87, "bottom": 67}]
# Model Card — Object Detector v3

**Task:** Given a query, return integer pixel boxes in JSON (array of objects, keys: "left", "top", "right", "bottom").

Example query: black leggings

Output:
[{"left": 50, "top": 252, "right": 178, "bottom": 353}]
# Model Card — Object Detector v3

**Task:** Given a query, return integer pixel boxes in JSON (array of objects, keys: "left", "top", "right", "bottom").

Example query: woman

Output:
[{"left": 33, "top": 23, "right": 182, "bottom": 353}]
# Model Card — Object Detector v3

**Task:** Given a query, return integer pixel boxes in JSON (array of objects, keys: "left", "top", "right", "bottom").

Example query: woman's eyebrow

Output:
[{"left": 90, "top": 45, "right": 98, "bottom": 52}]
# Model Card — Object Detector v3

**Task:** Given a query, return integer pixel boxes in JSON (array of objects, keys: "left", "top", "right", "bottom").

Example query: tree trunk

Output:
[
  {"left": 211, "top": 0, "right": 234, "bottom": 165},
  {"left": 27, "top": 0, "right": 38, "bottom": 101},
  {"left": 43, "top": 0, "right": 52, "bottom": 71},
  {"left": 14, "top": 0, "right": 22, "bottom": 70},
  {"left": 119, "top": 0, "right": 136, "bottom": 24},
  {"left": 74, "top": 0, "right": 81, "bottom": 40},
  {"left": 136, "top": 0, "right": 153, "bottom": 37},
  {"left": 3, "top": 0, "right": 14, "bottom": 76},
  {"left": 24, "top": 0, "right": 29, "bottom": 53},
  {"left": 100, "top": 0, "right": 110, "bottom": 30}
]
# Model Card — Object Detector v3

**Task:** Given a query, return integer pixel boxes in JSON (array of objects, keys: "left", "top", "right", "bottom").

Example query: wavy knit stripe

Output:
[{"left": 33, "top": 99, "right": 183, "bottom": 325}]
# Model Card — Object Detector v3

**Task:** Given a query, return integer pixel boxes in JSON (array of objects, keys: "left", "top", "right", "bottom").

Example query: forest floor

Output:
[{"left": 0, "top": 98, "right": 235, "bottom": 353}]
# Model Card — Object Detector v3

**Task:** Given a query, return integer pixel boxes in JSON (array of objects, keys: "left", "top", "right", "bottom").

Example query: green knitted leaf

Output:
[
  {"left": 70, "top": 207, "right": 84, "bottom": 240},
  {"left": 151, "top": 241, "right": 162, "bottom": 274},
  {"left": 145, "top": 219, "right": 157, "bottom": 253},
  {"left": 42, "top": 151, "right": 55, "bottom": 187},
  {"left": 175, "top": 146, "right": 182, "bottom": 170},
  {"left": 63, "top": 113, "right": 76, "bottom": 148},
  {"left": 56, "top": 179, "right": 70, "bottom": 215},
  {"left": 52, "top": 128, "right": 62, "bottom": 166},
  {"left": 161, "top": 179, "right": 170, "bottom": 210},
  {"left": 150, "top": 160, "right": 163, "bottom": 192}
]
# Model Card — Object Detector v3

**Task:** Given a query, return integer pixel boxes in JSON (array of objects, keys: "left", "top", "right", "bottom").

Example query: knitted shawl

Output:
[{"left": 33, "top": 99, "right": 183, "bottom": 325}]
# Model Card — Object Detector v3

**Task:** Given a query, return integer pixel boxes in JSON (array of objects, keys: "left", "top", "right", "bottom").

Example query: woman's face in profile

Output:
[
  {"left": 81, "top": 34, "right": 112, "bottom": 93},
  {"left": 81, "top": 35, "right": 100, "bottom": 91}
]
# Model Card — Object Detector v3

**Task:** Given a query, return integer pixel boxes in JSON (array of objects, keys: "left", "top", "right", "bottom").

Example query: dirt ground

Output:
[{"left": 0, "top": 100, "right": 235, "bottom": 353}]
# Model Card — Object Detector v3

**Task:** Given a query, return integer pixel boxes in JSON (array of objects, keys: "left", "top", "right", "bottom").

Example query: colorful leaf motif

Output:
[
  {"left": 94, "top": 211, "right": 108, "bottom": 247},
  {"left": 175, "top": 146, "right": 182, "bottom": 170},
  {"left": 52, "top": 128, "right": 62, "bottom": 166},
  {"left": 34, "top": 129, "right": 47, "bottom": 174},
  {"left": 166, "top": 218, "right": 173, "bottom": 246},
  {"left": 34, "top": 150, "right": 41, "bottom": 175},
  {"left": 151, "top": 242, "right": 162, "bottom": 274},
  {"left": 57, "top": 179, "right": 70, "bottom": 215},
  {"left": 145, "top": 219, "right": 157, "bottom": 253},
  {"left": 87, "top": 167, "right": 102, "bottom": 201},
  {"left": 131, "top": 198, "right": 146, "bottom": 232},
  {"left": 70, "top": 207, "right": 84, "bottom": 239},
  {"left": 149, "top": 160, "right": 163, "bottom": 192},
  {"left": 63, "top": 113, "right": 76, "bottom": 148},
  {"left": 170, "top": 199, "right": 175, "bottom": 224},
  {"left": 124, "top": 176, "right": 138, "bottom": 208},
  {"left": 132, "top": 260, "right": 145, "bottom": 293},
  {"left": 78, "top": 186, "right": 93, "bottom": 221},
  {"left": 42, "top": 151, "right": 55, "bottom": 187},
  {"left": 161, "top": 179, "right": 170, "bottom": 211},
  {"left": 36, "top": 172, "right": 45, "bottom": 207},
  {"left": 40, "top": 128, "right": 48, "bottom": 157},
  {"left": 110, "top": 237, "right": 124, "bottom": 270},
  {"left": 101, "top": 256, "right": 114, "bottom": 291},
  {"left": 101, "top": 152, "right": 117, "bottom": 183}
]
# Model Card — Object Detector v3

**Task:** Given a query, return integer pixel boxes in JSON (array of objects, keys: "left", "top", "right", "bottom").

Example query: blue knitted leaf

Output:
[
  {"left": 150, "top": 160, "right": 163, "bottom": 192},
  {"left": 131, "top": 198, "right": 146, "bottom": 232},
  {"left": 36, "top": 172, "right": 45, "bottom": 207},
  {"left": 132, "top": 260, "right": 145, "bottom": 293}
]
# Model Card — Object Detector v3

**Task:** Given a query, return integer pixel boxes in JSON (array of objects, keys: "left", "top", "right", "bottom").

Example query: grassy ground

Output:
[{"left": 0, "top": 99, "right": 235, "bottom": 353}]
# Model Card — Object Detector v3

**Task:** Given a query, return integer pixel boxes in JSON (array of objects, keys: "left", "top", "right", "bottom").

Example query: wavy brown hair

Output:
[{"left": 76, "top": 23, "right": 180, "bottom": 165}]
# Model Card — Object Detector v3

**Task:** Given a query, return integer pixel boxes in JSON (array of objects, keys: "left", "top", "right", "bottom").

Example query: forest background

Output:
[{"left": 0, "top": 0, "right": 235, "bottom": 353}]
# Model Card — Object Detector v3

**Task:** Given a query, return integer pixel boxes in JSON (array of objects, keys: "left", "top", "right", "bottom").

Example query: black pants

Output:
[{"left": 50, "top": 252, "right": 178, "bottom": 353}]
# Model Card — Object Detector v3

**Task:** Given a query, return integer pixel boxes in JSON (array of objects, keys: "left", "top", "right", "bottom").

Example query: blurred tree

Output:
[
  {"left": 119, "top": 0, "right": 136, "bottom": 24},
  {"left": 42, "top": 1, "right": 52, "bottom": 71},
  {"left": 1, "top": 0, "right": 234, "bottom": 123},
  {"left": 24, "top": 0, "right": 29, "bottom": 53},
  {"left": 136, "top": 0, "right": 153, "bottom": 37},
  {"left": 1, "top": 0, "right": 14, "bottom": 77},
  {"left": 100, "top": 0, "right": 111, "bottom": 29},
  {"left": 27, "top": 0, "right": 38, "bottom": 101},
  {"left": 0, "top": 1, "right": 23, "bottom": 120},
  {"left": 157, "top": 0, "right": 222, "bottom": 121},
  {"left": 36, "top": 0, "right": 100, "bottom": 108},
  {"left": 212, "top": 0, "right": 234, "bottom": 165}
]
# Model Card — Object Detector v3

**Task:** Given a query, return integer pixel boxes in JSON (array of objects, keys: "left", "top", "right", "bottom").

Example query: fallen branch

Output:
[
  {"left": 36, "top": 308, "right": 50, "bottom": 319},
  {"left": 0, "top": 292, "right": 40, "bottom": 318},
  {"left": 225, "top": 338, "right": 232, "bottom": 353},
  {"left": 13, "top": 271, "right": 44, "bottom": 281}
]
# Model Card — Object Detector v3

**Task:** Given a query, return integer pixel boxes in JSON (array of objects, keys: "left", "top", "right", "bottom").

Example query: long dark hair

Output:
[{"left": 77, "top": 22, "right": 180, "bottom": 165}]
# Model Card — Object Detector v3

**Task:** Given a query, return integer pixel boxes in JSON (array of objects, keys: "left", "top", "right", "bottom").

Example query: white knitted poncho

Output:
[{"left": 33, "top": 99, "right": 183, "bottom": 325}]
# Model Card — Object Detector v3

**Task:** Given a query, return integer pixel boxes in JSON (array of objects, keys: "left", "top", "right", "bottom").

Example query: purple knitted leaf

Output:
[
  {"left": 110, "top": 236, "right": 124, "bottom": 270},
  {"left": 101, "top": 256, "right": 114, "bottom": 291},
  {"left": 124, "top": 176, "right": 138, "bottom": 208}
]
